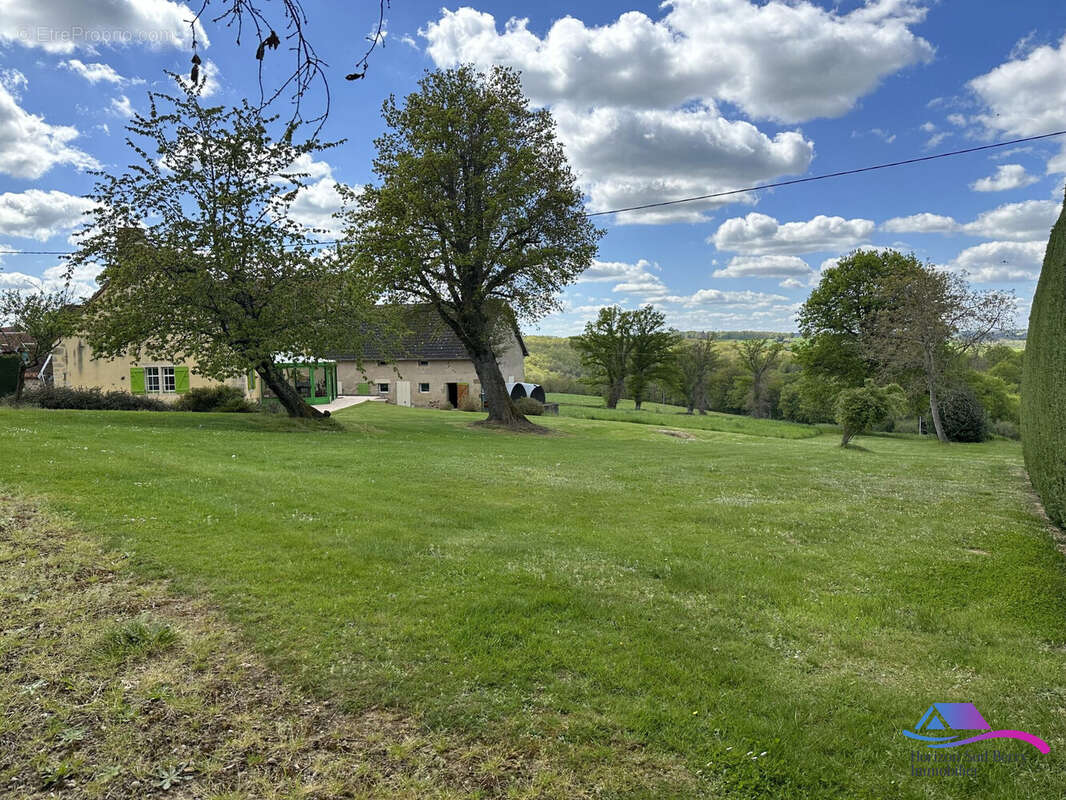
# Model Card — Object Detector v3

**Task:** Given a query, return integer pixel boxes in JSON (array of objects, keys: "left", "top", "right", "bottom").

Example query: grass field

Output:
[
  {"left": 1, "top": 403, "right": 1064, "bottom": 798},
  {"left": 548, "top": 392, "right": 820, "bottom": 439}
]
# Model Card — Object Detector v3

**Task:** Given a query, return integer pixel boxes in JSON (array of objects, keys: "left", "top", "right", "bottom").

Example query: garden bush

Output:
[
  {"left": 175, "top": 385, "right": 253, "bottom": 412},
  {"left": 938, "top": 385, "right": 989, "bottom": 443},
  {"left": 514, "top": 397, "right": 544, "bottom": 416},
  {"left": 458, "top": 394, "right": 482, "bottom": 412},
  {"left": 834, "top": 381, "right": 905, "bottom": 447},
  {"left": 1023, "top": 189, "right": 1066, "bottom": 526},
  {"left": 21, "top": 385, "right": 171, "bottom": 411},
  {"left": 992, "top": 420, "right": 1020, "bottom": 440}
]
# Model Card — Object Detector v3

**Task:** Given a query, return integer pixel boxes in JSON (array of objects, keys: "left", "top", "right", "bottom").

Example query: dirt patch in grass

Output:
[
  {"left": 0, "top": 494, "right": 695, "bottom": 799},
  {"left": 656, "top": 429, "right": 695, "bottom": 440}
]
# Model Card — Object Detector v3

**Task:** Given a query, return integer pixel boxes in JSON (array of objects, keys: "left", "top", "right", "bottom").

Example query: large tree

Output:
[
  {"left": 737, "top": 338, "right": 785, "bottom": 418},
  {"left": 674, "top": 336, "right": 719, "bottom": 415},
  {"left": 625, "top": 306, "right": 681, "bottom": 411},
  {"left": 797, "top": 249, "right": 926, "bottom": 385},
  {"left": 572, "top": 306, "right": 635, "bottom": 409},
  {"left": 863, "top": 264, "right": 1014, "bottom": 443},
  {"left": 345, "top": 66, "right": 601, "bottom": 428},
  {"left": 70, "top": 80, "right": 380, "bottom": 418}
]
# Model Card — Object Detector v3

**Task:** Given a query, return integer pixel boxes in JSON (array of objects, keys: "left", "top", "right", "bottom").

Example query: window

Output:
[
  {"left": 144, "top": 365, "right": 176, "bottom": 393},
  {"left": 418, "top": 360, "right": 429, "bottom": 366},
  {"left": 378, "top": 382, "right": 390, "bottom": 394},
  {"left": 418, "top": 382, "right": 430, "bottom": 393},
  {"left": 377, "top": 360, "right": 388, "bottom": 366}
]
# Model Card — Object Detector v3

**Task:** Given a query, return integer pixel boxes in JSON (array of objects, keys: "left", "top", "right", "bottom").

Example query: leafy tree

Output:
[
  {"left": 70, "top": 79, "right": 379, "bottom": 419},
  {"left": 797, "top": 249, "right": 925, "bottom": 384},
  {"left": 737, "top": 338, "right": 785, "bottom": 418},
  {"left": 983, "top": 345, "right": 1024, "bottom": 389},
  {"left": 572, "top": 306, "right": 635, "bottom": 409},
  {"left": 674, "top": 336, "right": 719, "bottom": 414},
  {"left": 834, "top": 380, "right": 906, "bottom": 447},
  {"left": 964, "top": 371, "right": 1019, "bottom": 424},
  {"left": 780, "top": 372, "right": 843, "bottom": 424},
  {"left": 626, "top": 306, "right": 681, "bottom": 410},
  {"left": 345, "top": 66, "right": 601, "bottom": 429},
  {"left": 1023, "top": 187, "right": 1066, "bottom": 525},
  {"left": 862, "top": 264, "right": 1014, "bottom": 443},
  {"left": 0, "top": 287, "right": 77, "bottom": 397}
]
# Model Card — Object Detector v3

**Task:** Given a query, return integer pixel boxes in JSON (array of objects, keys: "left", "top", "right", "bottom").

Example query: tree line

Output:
[{"left": 549, "top": 249, "right": 1018, "bottom": 445}]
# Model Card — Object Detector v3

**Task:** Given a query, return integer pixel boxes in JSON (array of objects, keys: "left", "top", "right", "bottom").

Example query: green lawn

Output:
[
  {"left": 1, "top": 403, "right": 1064, "bottom": 798},
  {"left": 548, "top": 392, "right": 820, "bottom": 439}
]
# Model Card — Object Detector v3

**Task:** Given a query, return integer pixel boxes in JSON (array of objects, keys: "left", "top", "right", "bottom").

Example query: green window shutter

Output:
[
  {"left": 247, "top": 369, "right": 256, "bottom": 390},
  {"left": 357, "top": 381, "right": 371, "bottom": 396},
  {"left": 130, "top": 367, "right": 145, "bottom": 395},
  {"left": 174, "top": 366, "right": 190, "bottom": 394}
]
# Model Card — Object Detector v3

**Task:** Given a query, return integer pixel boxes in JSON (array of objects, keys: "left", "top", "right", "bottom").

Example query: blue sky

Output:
[{"left": 2, "top": 0, "right": 1065, "bottom": 334}]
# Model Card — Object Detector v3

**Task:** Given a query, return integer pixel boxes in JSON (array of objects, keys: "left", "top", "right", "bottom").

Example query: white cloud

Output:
[
  {"left": 59, "top": 59, "right": 142, "bottom": 85},
  {"left": 950, "top": 240, "right": 1046, "bottom": 282},
  {"left": 421, "top": 2, "right": 932, "bottom": 123},
  {"left": 0, "top": 270, "right": 43, "bottom": 290},
  {"left": 0, "top": 0, "right": 206, "bottom": 53},
  {"left": 272, "top": 155, "right": 348, "bottom": 237},
  {"left": 712, "top": 254, "right": 812, "bottom": 279},
  {"left": 882, "top": 212, "right": 960, "bottom": 234},
  {"left": 970, "top": 164, "right": 1039, "bottom": 192},
  {"left": 0, "top": 189, "right": 95, "bottom": 241},
  {"left": 109, "top": 94, "right": 134, "bottom": 118},
  {"left": 969, "top": 34, "right": 1066, "bottom": 174},
  {"left": 964, "top": 199, "right": 1060, "bottom": 241},
  {"left": 711, "top": 212, "right": 875, "bottom": 255},
  {"left": 420, "top": 2, "right": 931, "bottom": 225},
  {"left": 0, "top": 76, "right": 99, "bottom": 179},
  {"left": 882, "top": 200, "right": 1060, "bottom": 241},
  {"left": 555, "top": 104, "right": 812, "bottom": 223}
]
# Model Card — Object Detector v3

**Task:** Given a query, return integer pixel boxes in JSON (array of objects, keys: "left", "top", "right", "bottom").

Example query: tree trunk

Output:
[
  {"left": 470, "top": 348, "right": 530, "bottom": 427},
  {"left": 256, "top": 360, "right": 325, "bottom": 419},
  {"left": 606, "top": 379, "right": 624, "bottom": 409},
  {"left": 927, "top": 380, "right": 947, "bottom": 443}
]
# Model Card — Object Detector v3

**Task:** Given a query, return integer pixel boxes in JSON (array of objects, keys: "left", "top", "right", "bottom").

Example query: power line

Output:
[
  {"left": 582, "top": 129, "right": 1066, "bottom": 218},
  {"left": 1, "top": 128, "right": 1064, "bottom": 259}
]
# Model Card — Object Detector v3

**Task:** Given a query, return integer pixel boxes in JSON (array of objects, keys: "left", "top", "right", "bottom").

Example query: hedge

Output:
[{"left": 1022, "top": 189, "right": 1066, "bottom": 526}]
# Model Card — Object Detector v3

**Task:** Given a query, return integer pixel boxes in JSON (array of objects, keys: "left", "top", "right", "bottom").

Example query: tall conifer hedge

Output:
[{"left": 1022, "top": 190, "right": 1066, "bottom": 526}]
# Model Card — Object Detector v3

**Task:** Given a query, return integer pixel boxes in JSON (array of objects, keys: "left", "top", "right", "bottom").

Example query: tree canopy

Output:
[
  {"left": 70, "top": 79, "right": 381, "bottom": 418},
  {"left": 345, "top": 65, "right": 601, "bottom": 428}
]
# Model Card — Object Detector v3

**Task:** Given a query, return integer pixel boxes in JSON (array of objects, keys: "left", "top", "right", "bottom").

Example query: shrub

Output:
[
  {"left": 514, "top": 397, "right": 544, "bottom": 416},
  {"left": 175, "top": 384, "right": 252, "bottom": 412},
  {"left": 939, "top": 385, "right": 989, "bottom": 443},
  {"left": 992, "top": 420, "right": 1020, "bottom": 440},
  {"left": 779, "top": 374, "right": 842, "bottom": 424},
  {"left": 834, "top": 381, "right": 905, "bottom": 446},
  {"left": 1023, "top": 189, "right": 1066, "bottom": 526},
  {"left": 21, "top": 385, "right": 171, "bottom": 412},
  {"left": 458, "top": 393, "right": 482, "bottom": 412}
]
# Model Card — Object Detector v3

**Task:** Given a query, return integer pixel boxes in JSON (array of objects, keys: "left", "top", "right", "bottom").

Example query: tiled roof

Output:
[
  {"left": 327, "top": 305, "right": 528, "bottom": 362},
  {"left": 0, "top": 328, "right": 35, "bottom": 356}
]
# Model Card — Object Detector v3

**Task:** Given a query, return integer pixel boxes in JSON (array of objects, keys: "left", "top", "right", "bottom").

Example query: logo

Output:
[{"left": 902, "top": 702, "right": 1049, "bottom": 753}]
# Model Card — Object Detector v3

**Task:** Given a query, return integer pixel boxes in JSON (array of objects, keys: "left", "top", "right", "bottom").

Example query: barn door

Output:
[
  {"left": 457, "top": 383, "right": 469, "bottom": 407},
  {"left": 396, "top": 380, "right": 412, "bottom": 407}
]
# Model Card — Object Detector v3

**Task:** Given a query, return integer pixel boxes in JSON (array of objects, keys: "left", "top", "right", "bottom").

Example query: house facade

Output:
[
  {"left": 329, "top": 306, "right": 527, "bottom": 408},
  {"left": 51, "top": 306, "right": 526, "bottom": 409}
]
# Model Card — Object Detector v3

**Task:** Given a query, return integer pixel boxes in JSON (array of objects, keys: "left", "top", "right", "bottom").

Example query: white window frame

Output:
[
  {"left": 144, "top": 365, "right": 160, "bottom": 393},
  {"left": 144, "top": 364, "right": 176, "bottom": 393},
  {"left": 418, "top": 360, "right": 430, "bottom": 366},
  {"left": 418, "top": 382, "right": 430, "bottom": 393},
  {"left": 377, "top": 382, "right": 390, "bottom": 394}
]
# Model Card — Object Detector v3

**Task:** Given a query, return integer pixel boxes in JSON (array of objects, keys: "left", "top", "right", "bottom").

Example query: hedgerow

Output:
[{"left": 1022, "top": 190, "right": 1066, "bottom": 526}]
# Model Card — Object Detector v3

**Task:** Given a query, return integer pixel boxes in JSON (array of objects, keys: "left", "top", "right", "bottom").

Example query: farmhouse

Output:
[
  {"left": 50, "top": 305, "right": 526, "bottom": 409},
  {"left": 328, "top": 305, "right": 527, "bottom": 408}
]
